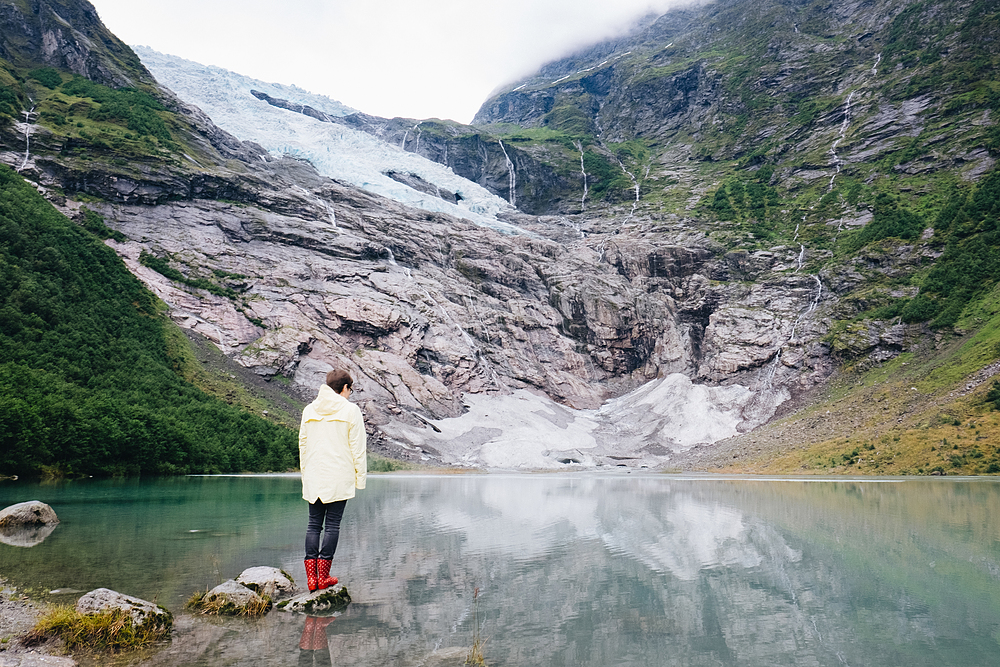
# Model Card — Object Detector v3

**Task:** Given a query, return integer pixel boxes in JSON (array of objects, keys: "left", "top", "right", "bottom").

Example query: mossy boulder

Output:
[
  {"left": 74, "top": 588, "right": 172, "bottom": 635},
  {"left": 28, "top": 589, "right": 172, "bottom": 651},
  {"left": 189, "top": 579, "right": 271, "bottom": 616},
  {"left": 276, "top": 587, "right": 351, "bottom": 615}
]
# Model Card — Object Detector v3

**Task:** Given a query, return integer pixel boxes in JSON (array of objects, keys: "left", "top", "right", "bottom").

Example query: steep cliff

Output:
[{"left": 2, "top": 0, "right": 999, "bottom": 474}]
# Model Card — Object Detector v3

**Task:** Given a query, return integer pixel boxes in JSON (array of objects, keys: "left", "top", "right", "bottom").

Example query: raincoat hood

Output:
[{"left": 303, "top": 384, "right": 354, "bottom": 420}]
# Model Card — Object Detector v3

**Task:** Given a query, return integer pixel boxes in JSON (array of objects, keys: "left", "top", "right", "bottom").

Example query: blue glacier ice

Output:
[{"left": 135, "top": 46, "right": 521, "bottom": 233}]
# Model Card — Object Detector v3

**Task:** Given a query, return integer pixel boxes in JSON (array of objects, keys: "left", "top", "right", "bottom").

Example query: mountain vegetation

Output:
[
  {"left": 0, "top": 164, "right": 298, "bottom": 477},
  {"left": 1, "top": 0, "right": 999, "bottom": 476}
]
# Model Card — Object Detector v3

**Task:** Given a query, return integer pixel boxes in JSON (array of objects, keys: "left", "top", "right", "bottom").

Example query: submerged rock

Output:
[
  {"left": 0, "top": 652, "right": 78, "bottom": 666},
  {"left": 74, "top": 588, "right": 172, "bottom": 634},
  {"left": 276, "top": 587, "right": 351, "bottom": 615}
]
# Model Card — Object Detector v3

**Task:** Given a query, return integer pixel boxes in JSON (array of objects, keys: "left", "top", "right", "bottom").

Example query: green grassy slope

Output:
[{"left": 702, "top": 278, "right": 1000, "bottom": 475}]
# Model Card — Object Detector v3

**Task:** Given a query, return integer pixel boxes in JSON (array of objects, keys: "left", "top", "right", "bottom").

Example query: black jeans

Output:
[{"left": 305, "top": 499, "right": 347, "bottom": 560}]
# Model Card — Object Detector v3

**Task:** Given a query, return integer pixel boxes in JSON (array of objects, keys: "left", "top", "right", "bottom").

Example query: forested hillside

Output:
[{"left": 0, "top": 164, "right": 297, "bottom": 477}]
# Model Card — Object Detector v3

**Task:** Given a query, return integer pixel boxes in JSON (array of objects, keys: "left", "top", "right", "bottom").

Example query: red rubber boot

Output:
[
  {"left": 316, "top": 558, "right": 338, "bottom": 589},
  {"left": 304, "top": 558, "right": 319, "bottom": 592}
]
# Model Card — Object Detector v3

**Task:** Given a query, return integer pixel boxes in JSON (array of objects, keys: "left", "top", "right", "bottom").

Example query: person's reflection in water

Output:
[{"left": 298, "top": 615, "right": 335, "bottom": 666}]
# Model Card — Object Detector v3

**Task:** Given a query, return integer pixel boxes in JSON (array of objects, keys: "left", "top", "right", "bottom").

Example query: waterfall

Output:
[
  {"left": 16, "top": 105, "right": 36, "bottom": 173},
  {"left": 616, "top": 158, "right": 641, "bottom": 223},
  {"left": 397, "top": 263, "right": 505, "bottom": 390},
  {"left": 465, "top": 295, "right": 493, "bottom": 345},
  {"left": 400, "top": 123, "right": 419, "bottom": 151},
  {"left": 575, "top": 141, "right": 589, "bottom": 212},
  {"left": 759, "top": 349, "right": 783, "bottom": 392},
  {"left": 795, "top": 244, "right": 806, "bottom": 272},
  {"left": 498, "top": 139, "right": 516, "bottom": 207},
  {"left": 749, "top": 275, "right": 824, "bottom": 420},
  {"left": 792, "top": 223, "right": 800, "bottom": 242},
  {"left": 827, "top": 91, "right": 854, "bottom": 191},
  {"left": 871, "top": 53, "right": 882, "bottom": 77},
  {"left": 789, "top": 275, "right": 823, "bottom": 341}
]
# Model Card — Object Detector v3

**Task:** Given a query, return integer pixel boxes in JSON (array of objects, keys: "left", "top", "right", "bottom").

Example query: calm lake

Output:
[{"left": 1, "top": 474, "right": 999, "bottom": 666}]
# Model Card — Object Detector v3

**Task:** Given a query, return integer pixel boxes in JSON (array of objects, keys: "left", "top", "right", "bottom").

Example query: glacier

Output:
[{"left": 134, "top": 46, "right": 521, "bottom": 233}]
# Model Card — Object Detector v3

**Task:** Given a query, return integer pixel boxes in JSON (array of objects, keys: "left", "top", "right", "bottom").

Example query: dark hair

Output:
[{"left": 326, "top": 369, "right": 353, "bottom": 394}]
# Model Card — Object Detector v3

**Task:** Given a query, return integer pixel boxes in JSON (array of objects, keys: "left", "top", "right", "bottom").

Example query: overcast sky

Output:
[{"left": 88, "top": 0, "right": 688, "bottom": 123}]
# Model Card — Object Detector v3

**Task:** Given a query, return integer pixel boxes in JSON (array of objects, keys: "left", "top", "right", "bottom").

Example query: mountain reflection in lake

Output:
[{"left": 1, "top": 474, "right": 998, "bottom": 666}]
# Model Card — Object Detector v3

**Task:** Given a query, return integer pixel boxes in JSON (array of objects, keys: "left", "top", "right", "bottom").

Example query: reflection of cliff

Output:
[
  {"left": 598, "top": 492, "right": 801, "bottom": 581},
  {"left": 6, "top": 477, "right": 998, "bottom": 666},
  {"left": 323, "top": 476, "right": 1000, "bottom": 667},
  {"left": 327, "top": 477, "right": 804, "bottom": 666}
]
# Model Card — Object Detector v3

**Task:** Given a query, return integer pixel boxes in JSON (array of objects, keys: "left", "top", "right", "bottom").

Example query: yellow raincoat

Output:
[{"left": 299, "top": 384, "right": 367, "bottom": 503}]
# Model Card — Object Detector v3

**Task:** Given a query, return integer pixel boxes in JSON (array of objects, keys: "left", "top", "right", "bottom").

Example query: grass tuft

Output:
[
  {"left": 465, "top": 588, "right": 489, "bottom": 666},
  {"left": 186, "top": 590, "right": 271, "bottom": 616},
  {"left": 26, "top": 605, "right": 171, "bottom": 651}
]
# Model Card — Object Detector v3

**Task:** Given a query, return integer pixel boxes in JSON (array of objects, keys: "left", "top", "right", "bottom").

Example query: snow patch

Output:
[{"left": 383, "top": 373, "right": 782, "bottom": 470}]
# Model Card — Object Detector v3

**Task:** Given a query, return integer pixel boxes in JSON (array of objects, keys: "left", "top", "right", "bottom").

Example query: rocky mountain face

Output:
[
  {"left": 1, "top": 0, "right": 998, "bottom": 470},
  {"left": 0, "top": 0, "right": 146, "bottom": 88}
]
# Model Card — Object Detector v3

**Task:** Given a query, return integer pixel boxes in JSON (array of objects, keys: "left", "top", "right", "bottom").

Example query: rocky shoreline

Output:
[{"left": 0, "top": 580, "right": 75, "bottom": 667}]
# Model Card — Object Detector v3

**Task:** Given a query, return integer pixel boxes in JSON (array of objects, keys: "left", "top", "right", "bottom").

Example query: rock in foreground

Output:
[
  {"left": 276, "top": 587, "right": 351, "bottom": 615},
  {"left": 74, "top": 588, "right": 172, "bottom": 634},
  {"left": 236, "top": 566, "right": 295, "bottom": 599},
  {"left": 189, "top": 580, "right": 270, "bottom": 616},
  {"left": 0, "top": 502, "right": 59, "bottom": 527}
]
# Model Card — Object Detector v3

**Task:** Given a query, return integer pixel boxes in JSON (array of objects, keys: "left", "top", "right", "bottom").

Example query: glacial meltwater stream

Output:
[{"left": 1, "top": 474, "right": 999, "bottom": 666}]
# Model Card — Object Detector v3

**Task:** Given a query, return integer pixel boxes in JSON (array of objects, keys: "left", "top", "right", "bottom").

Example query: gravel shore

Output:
[{"left": 0, "top": 581, "right": 75, "bottom": 667}]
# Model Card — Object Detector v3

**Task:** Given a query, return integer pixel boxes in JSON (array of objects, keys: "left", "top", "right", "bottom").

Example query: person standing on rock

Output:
[{"left": 299, "top": 368, "right": 367, "bottom": 592}]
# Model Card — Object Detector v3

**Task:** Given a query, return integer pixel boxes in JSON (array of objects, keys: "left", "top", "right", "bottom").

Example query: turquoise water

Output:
[{"left": 1, "top": 474, "right": 999, "bottom": 666}]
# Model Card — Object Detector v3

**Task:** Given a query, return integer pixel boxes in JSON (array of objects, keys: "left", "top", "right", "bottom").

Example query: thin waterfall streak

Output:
[
  {"left": 465, "top": 296, "right": 492, "bottom": 346},
  {"left": 871, "top": 53, "right": 881, "bottom": 77},
  {"left": 616, "top": 158, "right": 640, "bottom": 223},
  {"left": 498, "top": 139, "right": 516, "bottom": 207},
  {"left": 828, "top": 91, "right": 854, "bottom": 191},
  {"left": 16, "top": 105, "right": 35, "bottom": 173},
  {"left": 757, "top": 275, "right": 824, "bottom": 400},
  {"left": 576, "top": 141, "right": 588, "bottom": 211},
  {"left": 789, "top": 275, "right": 824, "bottom": 341},
  {"left": 404, "top": 268, "right": 505, "bottom": 390}
]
